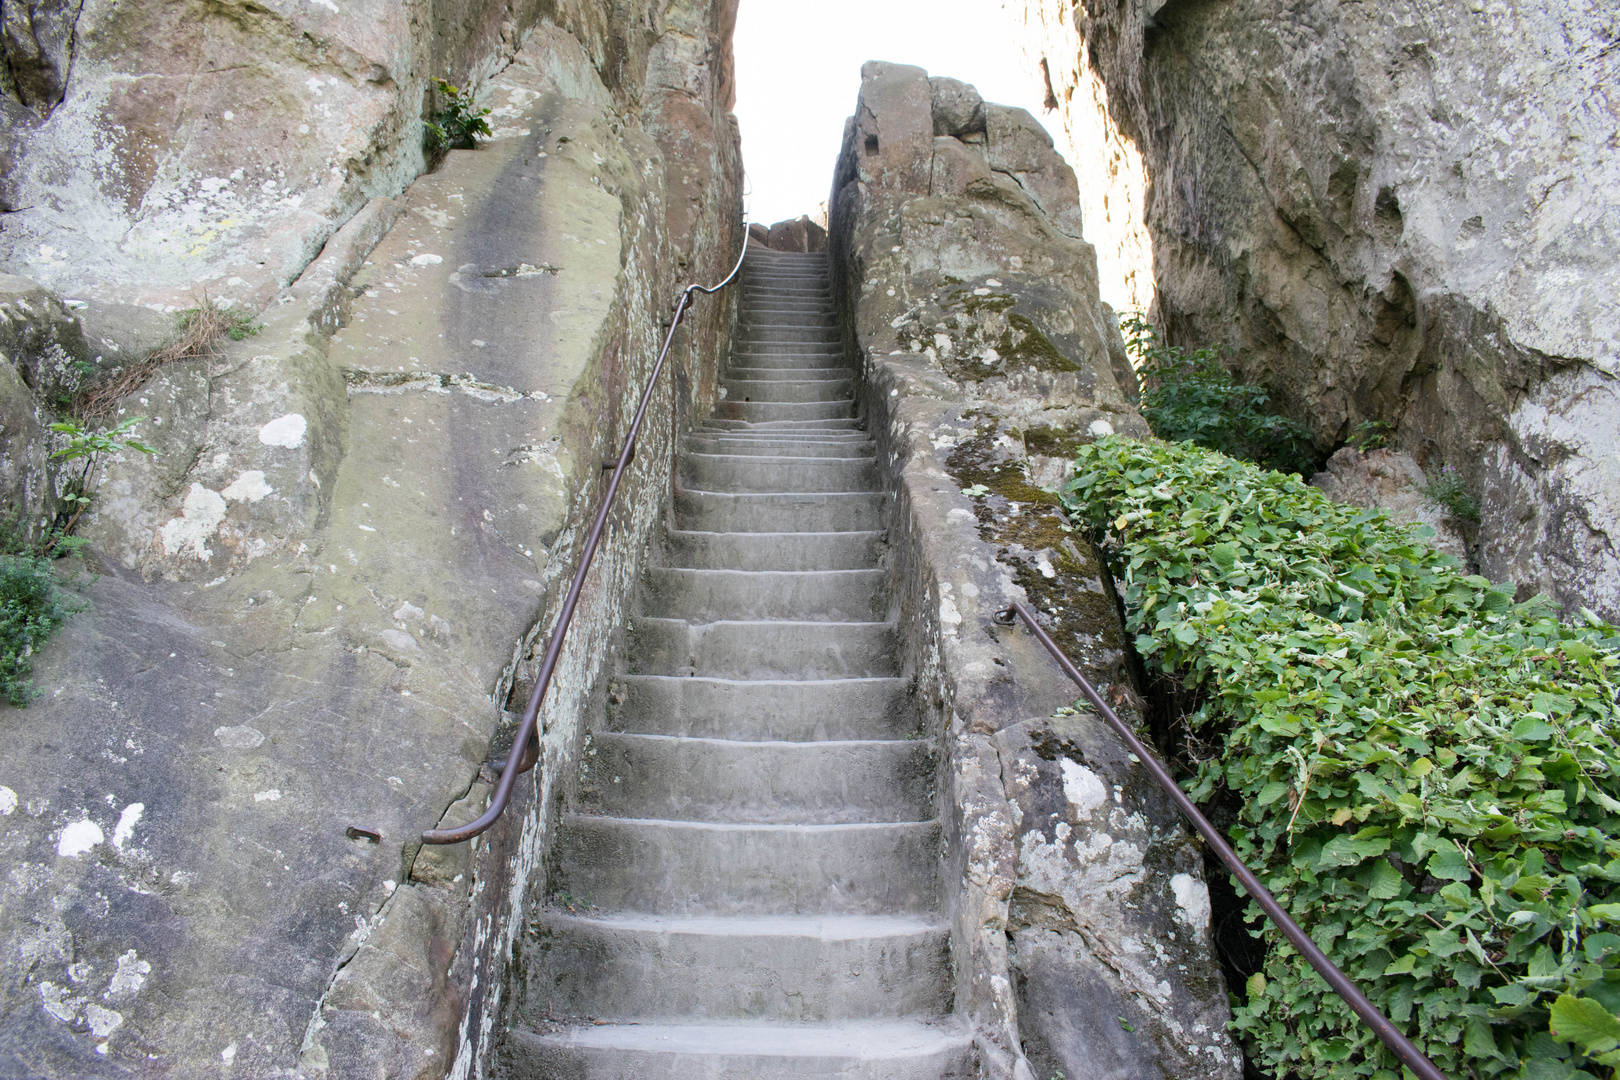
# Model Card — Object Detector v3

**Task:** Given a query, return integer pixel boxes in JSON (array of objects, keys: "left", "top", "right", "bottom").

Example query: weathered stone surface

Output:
[
  {"left": 1310, "top": 447, "right": 1469, "bottom": 563},
  {"left": 996, "top": 716, "right": 1241, "bottom": 1080},
  {"left": 0, "top": 0, "right": 550, "bottom": 312},
  {"left": 764, "top": 214, "right": 827, "bottom": 252},
  {"left": 830, "top": 59, "right": 1233, "bottom": 1080},
  {"left": 930, "top": 77, "right": 985, "bottom": 139},
  {"left": 0, "top": 272, "right": 90, "bottom": 407},
  {"left": 1015, "top": 0, "right": 1620, "bottom": 618},
  {"left": 0, "top": 7, "right": 742, "bottom": 1078}
]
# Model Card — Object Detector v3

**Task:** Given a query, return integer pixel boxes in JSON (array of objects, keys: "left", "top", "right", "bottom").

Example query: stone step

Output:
[
  {"left": 579, "top": 734, "right": 933, "bottom": 823},
  {"left": 673, "top": 489, "right": 884, "bottom": 532},
  {"left": 641, "top": 568, "right": 889, "bottom": 623},
  {"left": 682, "top": 434, "right": 875, "bottom": 458},
  {"left": 502, "top": 1019, "right": 975, "bottom": 1080},
  {"left": 583, "top": 738, "right": 939, "bottom": 822},
  {"left": 679, "top": 453, "right": 877, "bottom": 493},
  {"left": 724, "top": 366, "right": 855, "bottom": 382},
  {"left": 664, "top": 529, "right": 883, "bottom": 571},
  {"left": 732, "top": 342, "right": 848, "bottom": 358},
  {"left": 710, "top": 399, "right": 857, "bottom": 423},
  {"left": 723, "top": 378, "right": 855, "bottom": 403},
  {"left": 550, "top": 815, "right": 941, "bottom": 916},
  {"left": 628, "top": 618, "right": 898, "bottom": 679},
  {"left": 522, "top": 912, "right": 950, "bottom": 1022},
  {"left": 607, "top": 676, "right": 916, "bottom": 741},
  {"left": 738, "top": 309, "right": 838, "bottom": 327},
  {"left": 738, "top": 326, "right": 842, "bottom": 343}
]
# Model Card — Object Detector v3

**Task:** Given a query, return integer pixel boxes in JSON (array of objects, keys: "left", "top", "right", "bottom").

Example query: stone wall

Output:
[
  {"left": 0, "top": 4, "right": 742, "bottom": 1077},
  {"left": 829, "top": 60, "right": 1238, "bottom": 1080},
  {"left": 1014, "top": 0, "right": 1620, "bottom": 619}
]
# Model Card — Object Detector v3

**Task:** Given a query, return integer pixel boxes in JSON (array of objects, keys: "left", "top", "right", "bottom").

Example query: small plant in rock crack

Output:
[
  {"left": 1348, "top": 418, "right": 1393, "bottom": 452},
  {"left": 1423, "top": 464, "right": 1480, "bottom": 522},
  {"left": 47, "top": 416, "right": 157, "bottom": 547},
  {"left": 425, "top": 78, "right": 492, "bottom": 153}
]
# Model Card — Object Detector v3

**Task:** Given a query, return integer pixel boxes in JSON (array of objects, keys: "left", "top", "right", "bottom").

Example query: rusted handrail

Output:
[
  {"left": 994, "top": 600, "right": 1451, "bottom": 1080},
  {"left": 421, "top": 221, "right": 751, "bottom": 845}
]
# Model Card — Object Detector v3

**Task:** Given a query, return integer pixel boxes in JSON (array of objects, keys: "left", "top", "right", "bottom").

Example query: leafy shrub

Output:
[
  {"left": 1426, "top": 465, "right": 1482, "bottom": 523},
  {"left": 1350, "top": 419, "right": 1393, "bottom": 452},
  {"left": 1063, "top": 436, "right": 1620, "bottom": 1080},
  {"left": 0, "top": 555, "right": 82, "bottom": 705},
  {"left": 426, "top": 78, "right": 491, "bottom": 152},
  {"left": 1122, "top": 312, "right": 1319, "bottom": 476}
]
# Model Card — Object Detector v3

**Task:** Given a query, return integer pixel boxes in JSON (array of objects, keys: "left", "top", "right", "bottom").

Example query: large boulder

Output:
[{"left": 1015, "top": 0, "right": 1620, "bottom": 618}]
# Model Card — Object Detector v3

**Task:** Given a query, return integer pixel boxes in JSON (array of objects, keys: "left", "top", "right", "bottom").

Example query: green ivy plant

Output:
[
  {"left": 1063, "top": 435, "right": 1620, "bottom": 1080},
  {"left": 425, "top": 78, "right": 492, "bottom": 152},
  {"left": 1121, "top": 312, "right": 1319, "bottom": 476}
]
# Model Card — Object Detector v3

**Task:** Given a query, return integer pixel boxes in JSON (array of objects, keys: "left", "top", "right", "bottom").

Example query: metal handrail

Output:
[
  {"left": 994, "top": 600, "right": 1451, "bottom": 1080},
  {"left": 421, "top": 221, "right": 751, "bottom": 845}
]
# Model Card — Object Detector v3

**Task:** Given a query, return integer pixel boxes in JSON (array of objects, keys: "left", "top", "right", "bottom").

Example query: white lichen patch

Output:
[
  {"left": 1059, "top": 758, "right": 1108, "bottom": 820},
  {"left": 112, "top": 803, "right": 143, "bottom": 849},
  {"left": 381, "top": 628, "right": 419, "bottom": 651},
  {"left": 85, "top": 1003, "right": 123, "bottom": 1038},
  {"left": 1170, "top": 872, "right": 1212, "bottom": 937},
  {"left": 253, "top": 789, "right": 283, "bottom": 803},
  {"left": 158, "top": 484, "right": 228, "bottom": 560},
  {"left": 106, "top": 950, "right": 151, "bottom": 1001},
  {"left": 257, "top": 413, "right": 308, "bottom": 448},
  {"left": 0, "top": 785, "right": 15, "bottom": 815},
  {"left": 57, "top": 818, "right": 104, "bottom": 858},
  {"left": 221, "top": 471, "right": 273, "bottom": 503},
  {"left": 214, "top": 726, "right": 265, "bottom": 749}
]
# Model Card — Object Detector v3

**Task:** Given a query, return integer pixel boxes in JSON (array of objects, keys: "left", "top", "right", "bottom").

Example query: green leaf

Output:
[
  {"left": 1209, "top": 542, "right": 1239, "bottom": 570},
  {"left": 1549, "top": 993, "right": 1620, "bottom": 1055},
  {"left": 1366, "top": 859, "right": 1403, "bottom": 899},
  {"left": 1426, "top": 845, "right": 1472, "bottom": 882},
  {"left": 1257, "top": 781, "right": 1291, "bottom": 807},
  {"left": 1513, "top": 715, "right": 1556, "bottom": 741},
  {"left": 1383, "top": 953, "right": 1417, "bottom": 976}
]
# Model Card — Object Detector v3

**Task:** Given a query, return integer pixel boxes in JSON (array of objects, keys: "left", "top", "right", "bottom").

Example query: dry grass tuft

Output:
[{"left": 77, "top": 300, "right": 260, "bottom": 420}]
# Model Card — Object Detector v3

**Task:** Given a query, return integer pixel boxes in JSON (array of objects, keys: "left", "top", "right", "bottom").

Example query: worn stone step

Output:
[
  {"left": 522, "top": 912, "right": 951, "bottom": 1023},
  {"left": 710, "top": 400, "right": 856, "bottom": 424},
  {"left": 674, "top": 489, "right": 883, "bottom": 532},
  {"left": 679, "top": 454, "right": 877, "bottom": 493},
  {"left": 724, "top": 366, "right": 854, "bottom": 382},
  {"left": 682, "top": 434, "right": 875, "bottom": 458},
  {"left": 641, "top": 568, "right": 889, "bottom": 623},
  {"left": 738, "top": 326, "right": 842, "bottom": 344},
  {"left": 722, "top": 378, "right": 854, "bottom": 403},
  {"left": 550, "top": 816, "right": 941, "bottom": 916},
  {"left": 729, "top": 353, "right": 849, "bottom": 370},
  {"left": 608, "top": 676, "right": 916, "bottom": 741},
  {"left": 739, "top": 309, "right": 838, "bottom": 328},
  {"left": 502, "top": 1019, "right": 975, "bottom": 1080},
  {"left": 665, "top": 530, "right": 883, "bottom": 571},
  {"left": 628, "top": 618, "right": 898, "bottom": 679},
  {"left": 580, "top": 734, "right": 933, "bottom": 824}
]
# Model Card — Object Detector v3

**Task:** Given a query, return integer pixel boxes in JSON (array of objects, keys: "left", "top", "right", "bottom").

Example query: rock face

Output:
[
  {"left": 762, "top": 214, "right": 828, "bottom": 252},
  {"left": 0, "top": 5, "right": 742, "bottom": 1078},
  {"left": 1310, "top": 447, "right": 1470, "bottom": 563},
  {"left": 1016, "top": 0, "right": 1620, "bottom": 619},
  {"left": 829, "top": 60, "right": 1237, "bottom": 1080}
]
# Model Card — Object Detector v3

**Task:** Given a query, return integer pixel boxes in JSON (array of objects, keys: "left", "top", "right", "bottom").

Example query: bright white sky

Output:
[{"left": 733, "top": 0, "right": 1068, "bottom": 225}]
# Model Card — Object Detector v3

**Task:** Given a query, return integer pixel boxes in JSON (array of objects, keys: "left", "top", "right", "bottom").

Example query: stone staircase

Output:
[{"left": 502, "top": 249, "right": 973, "bottom": 1077}]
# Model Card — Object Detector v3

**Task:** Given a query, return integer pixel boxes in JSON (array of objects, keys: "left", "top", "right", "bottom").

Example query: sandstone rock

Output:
[
  {"left": 764, "top": 215, "right": 826, "bottom": 252},
  {"left": 930, "top": 76, "right": 986, "bottom": 138},
  {"left": 830, "top": 59, "right": 1232, "bottom": 1080},
  {"left": 1, "top": 0, "right": 81, "bottom": 111},
  {"left": 0, "top": 7, "right": 742, "bottom": 1077},
  {"left": 1016, "top": 0, "right": 1620, "bottom": 619},
  {"left": 0, "top": 273, "right": 90, "bottom": 407},
  {"left": 1310, "top": 446, "right": 1469, "bottom": 563}
]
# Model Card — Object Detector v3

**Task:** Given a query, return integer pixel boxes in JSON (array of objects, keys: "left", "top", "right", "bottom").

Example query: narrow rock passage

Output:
[{"left": 503, "top": 249, "right": 973, "bottom": 1077}]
